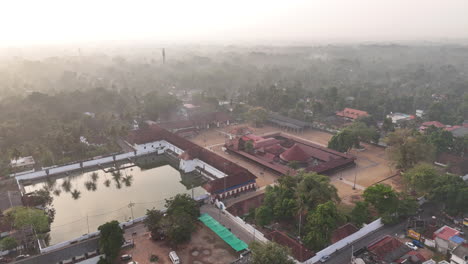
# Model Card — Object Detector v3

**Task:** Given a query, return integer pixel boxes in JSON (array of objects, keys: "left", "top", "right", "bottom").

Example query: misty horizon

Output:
[{"left": 1, "top": 0, "right": 468, "bottom": 48}]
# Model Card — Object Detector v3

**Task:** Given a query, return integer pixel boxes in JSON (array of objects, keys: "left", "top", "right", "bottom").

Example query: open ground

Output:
[
  {"left": 118, "top": 222, "right": 238, "bottom": 264},
  {"left": 189, "top": 124, "right": 402, "bottom": 204}
]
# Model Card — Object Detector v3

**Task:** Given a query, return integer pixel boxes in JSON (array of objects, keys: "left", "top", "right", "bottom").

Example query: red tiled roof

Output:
[
  {"left": 434, "top": 225, "right": 460, "bottom": 241},
  {"left": 254, "top": 138, "right": 280, "bottom": 149},
  {"left": 127, "top": 125, "right": 256, "bottom": 194},
  {"left": 331, "top": 223, "right": 359, "bottom": 243},
  {"left": 336, "top": 108, "right": 369, "bottom": 120},
  {"left": 242, "top": 134, "right": 264, "bottom": 142},
  {"left": 368, "top": 236, "right": 408, "bottom": 262},
  {"left": 280, "top": 144, "right": 310, "bottom": 163},
  {"left": 265, "top": 231, "right": 315, "bottom": 262},
  {"left": 445, "top": 125, "right": 461, "bottom": 131},
  {"left": 265, "top": 144, "right": 285, "bottom": 155},
  {"left": 421, "top": 121, "right": 445, "bottom": 128}
]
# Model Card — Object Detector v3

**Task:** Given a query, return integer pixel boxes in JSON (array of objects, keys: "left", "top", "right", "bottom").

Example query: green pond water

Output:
[{"left": 24, "top": 159, "right": 205, "bottom": 245}]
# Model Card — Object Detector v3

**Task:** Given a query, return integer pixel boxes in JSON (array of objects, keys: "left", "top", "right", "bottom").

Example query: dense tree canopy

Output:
[
  {"left": 5, "top": 206, "right": 50, "bottom": 233},
  {"left": 350, "top": 201, "right": 370, "bottom": 228},
  {"left": 245, "top": 107, "right": 268, "bottom": 127},
  {"left": 98, "top": 221, "right": 124, "bottom": 263},
  {"left": 386, "top": 129, "right": 435, "bottom": 170},
  {"left": 255, "top": 172, "right": 339, "bottom": 226},
  {"left": 250, "top": 241, "right": 295, "bottom": 264},
  {"left": 303, "top": 201, "right": 346, "bottom": 250},
  {"left": 403, "top": 163, "right": 440, "bottom": 193}
]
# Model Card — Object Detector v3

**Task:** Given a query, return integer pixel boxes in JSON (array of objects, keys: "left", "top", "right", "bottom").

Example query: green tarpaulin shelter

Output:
[{"left": 198, "top": 213, "right": 248, "bottom": 252}]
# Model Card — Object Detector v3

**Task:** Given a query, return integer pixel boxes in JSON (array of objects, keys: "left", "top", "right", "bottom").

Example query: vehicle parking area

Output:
[{"left": 118, "top": 222, "right": 238, "bottom": 264}]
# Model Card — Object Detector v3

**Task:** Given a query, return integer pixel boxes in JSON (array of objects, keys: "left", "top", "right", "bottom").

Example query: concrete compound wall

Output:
[
  {"left": 304, "top": 218, "right": 383, "bottom": 264},
  {"left": 223, "top": 210, "right": 269, "bottom": 243},
  {"left": 15, "top": 140, "right": 227, "bottom": 183}
]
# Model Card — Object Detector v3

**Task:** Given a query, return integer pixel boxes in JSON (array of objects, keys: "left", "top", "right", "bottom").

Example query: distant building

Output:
[
  {"left": 10, "top": 156, "right": 35, "bottom": 172},
  {"left": 387, "top": 112, "right": 415, "bottom": 125},
  {"left": 451, "top": 127, "right": 468, "bottom": 138},
  {"left": 268, "top": 113, "right": 309, "bottom": 132},
  {"left": 416, "top": 110, "right": 425, "bottom": 118},
  {"left": 336, "top": 108, "right": 369, "bottom": 121},
  {"left": 83, "top": 112, "right": 95, "bottom": 118}
]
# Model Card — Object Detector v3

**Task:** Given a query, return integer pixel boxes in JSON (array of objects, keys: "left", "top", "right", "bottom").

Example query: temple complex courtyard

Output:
[{"left": 190, "top": 124, "right": 402, "bottom": 204}]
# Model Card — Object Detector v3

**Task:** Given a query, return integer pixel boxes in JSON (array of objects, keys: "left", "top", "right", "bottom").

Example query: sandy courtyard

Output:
[
  {"left": 118, "top": 222, "right": 238, "bottom": 264},
  {"left": 189, "top": 124, "right": 402, "bottom": 203}
]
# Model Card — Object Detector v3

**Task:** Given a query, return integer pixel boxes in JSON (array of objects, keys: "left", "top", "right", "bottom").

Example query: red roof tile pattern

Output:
[
  {"left": 368, "top": 236, "right": 410, "bottom": 263},
  {"left": 280, "top": 144, "right": 310, "bottom": 163},
  {"left": 127, "top": 125, "right": 256, "bottom": 194},
  {"left": 421, "top": 121, "right": 445, "bottom": 128},
  {"left": 254, "top": 138, "right": 280, "bottom": 149},
  {"left": 434, "top": 225, "right": 460, "bottom": 241},
  {"left": 265, "top": 231, "right": 315, "bottom": 262},
  {"left": 336, "top": 108, "right": 369, "bottom": 120},
  {"left": 331, "top": 223, "right": 359, "bottom": 243},
  {"left": 226, "top": 132, "right": 355, "bottom": 176}
]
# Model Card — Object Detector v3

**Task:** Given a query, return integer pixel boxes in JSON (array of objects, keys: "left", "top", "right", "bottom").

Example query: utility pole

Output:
[
  {"left": 353, "top": 171, "right": 357, "bottom": 190},
  {"left": 128, "top": 201, "right": 135, "bottom": 221},
  {"left": 86, "top": 214, "right": 90, "bottom": 234}
]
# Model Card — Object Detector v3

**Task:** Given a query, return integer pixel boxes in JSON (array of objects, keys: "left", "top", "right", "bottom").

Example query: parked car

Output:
[
  {"left": 15, "top": 255, "right": 30, "bottom": 260},
  {"left": 169, "top": 251, "right": 180, "bottom": 264},
  {"left": 405, "top": 242, "right": 418, "bottom": 250},
  {"left": 412, "top": 240, "right": 424, "bottom": 248},
  {"left": 121, "top": 254, "right": 132, "bottom": 261},
  {"left": 127, "top": 262, "right": 138, "bottom": 264},
  {"left": 319, "top": 255, "right": 330, "bottom": 263}
]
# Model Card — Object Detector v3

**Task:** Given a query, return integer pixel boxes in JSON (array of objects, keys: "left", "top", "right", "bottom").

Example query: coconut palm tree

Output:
[
  {"left": 122, "top": 175, "right": 133, "bottom": 187},
  {"left": 53, "top": 189, "right": 61, "bottom": 196},
  {"left": 104, "top": 179, "right": 111, "bottom": 187},
  {"left": 90, "top": 172, "right": 99, "bottom": 182},
  {"left": 62, "top": 180, "right": 72, "bottom": 192},
  {"left": 71, "top": 189, "right": 81, "bottom": 200}
]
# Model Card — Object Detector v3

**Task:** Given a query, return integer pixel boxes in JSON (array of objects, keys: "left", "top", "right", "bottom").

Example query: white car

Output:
[
  {"left": 319, "top": 255, "right": 330, "bottom": 262},
  {"left": 127, "top": 262, "right": 138, "bottom": 264},
  {"left": 405, "top": 242, "right": 418, "bottom": 250}
]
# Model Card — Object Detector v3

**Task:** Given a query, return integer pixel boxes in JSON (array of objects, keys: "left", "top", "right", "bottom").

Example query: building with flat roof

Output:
[
  {"left": 451, "top": 244, "right": 468, "bottom": 264},
  {"left": 10, "top": 156, "right": 35, "bottom": 172}
]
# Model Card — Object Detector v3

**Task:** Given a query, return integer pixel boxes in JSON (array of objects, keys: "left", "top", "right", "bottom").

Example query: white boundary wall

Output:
[
  {"left": 223, "top": 210, "right": 269, "bottom": 243},
  {"left": 14, "top": 140, "right": 227, "bottom": 182},
  {"left": 304, "top": 218, "right": 383, "bottom": 264}
]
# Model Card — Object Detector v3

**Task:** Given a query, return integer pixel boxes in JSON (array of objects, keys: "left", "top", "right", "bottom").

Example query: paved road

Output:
[
  {"left": 14, "top": 237, "right": 99, "bottom": 264},
  {"left": 316, "top": 222, "right": 406, "bottom": 264},
  {"left": 201, "top": 204, "right": 257, "bottom": 244}
]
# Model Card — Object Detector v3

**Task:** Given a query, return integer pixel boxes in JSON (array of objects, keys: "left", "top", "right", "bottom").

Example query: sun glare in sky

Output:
[{"left": 1, "top": 0, "right": 468, "bottom": 46}]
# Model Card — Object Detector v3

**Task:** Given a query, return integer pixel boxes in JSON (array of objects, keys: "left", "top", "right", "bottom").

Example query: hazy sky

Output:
[{"left": 1, "top": 0, "right": 468, "bottom": 46}]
